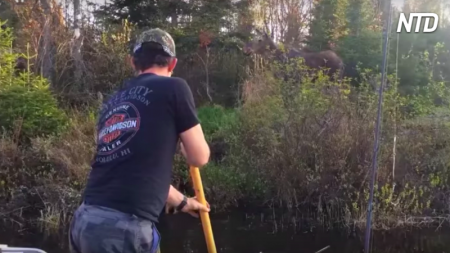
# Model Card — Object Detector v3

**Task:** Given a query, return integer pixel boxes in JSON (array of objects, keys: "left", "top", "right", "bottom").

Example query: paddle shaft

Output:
[{"left": 189, "top": 166, "right": 217, "bottom": 253}]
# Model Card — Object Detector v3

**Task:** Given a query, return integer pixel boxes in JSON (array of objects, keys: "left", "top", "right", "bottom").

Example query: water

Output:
[{"left": 2, "top": 212, "right": 450, "bottom": 253}]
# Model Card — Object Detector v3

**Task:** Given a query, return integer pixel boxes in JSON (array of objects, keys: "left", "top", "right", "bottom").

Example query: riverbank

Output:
[{"left": 1, "top": 99, "right": 450, "bottom": 233}]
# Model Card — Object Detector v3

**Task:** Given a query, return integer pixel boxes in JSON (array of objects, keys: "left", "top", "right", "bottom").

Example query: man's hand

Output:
[
  {"left": 166, "top": 186, "right": 210, "bottom": 217},
  {"left": 181, "top": 197, "right": 210, "bottom": 218}
]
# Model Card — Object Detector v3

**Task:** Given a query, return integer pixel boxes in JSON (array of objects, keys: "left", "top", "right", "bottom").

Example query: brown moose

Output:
[{"left": 243, "top": 30, "right": 345, "bottom": 81}]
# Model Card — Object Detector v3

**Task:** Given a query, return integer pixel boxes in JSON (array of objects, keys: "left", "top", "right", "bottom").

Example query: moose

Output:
[{"left": 243, "top": 30, "right": 345, "bottom": 82}]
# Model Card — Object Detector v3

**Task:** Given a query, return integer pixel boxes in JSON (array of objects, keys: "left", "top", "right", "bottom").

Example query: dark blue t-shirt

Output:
[{"left": 83, "top": 73, "right": 199, "bottom": 222}]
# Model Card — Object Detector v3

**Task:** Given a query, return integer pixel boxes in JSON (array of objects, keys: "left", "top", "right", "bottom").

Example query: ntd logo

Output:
[{"left": 397, "top": 13, "right": 439, "bottom": 33}]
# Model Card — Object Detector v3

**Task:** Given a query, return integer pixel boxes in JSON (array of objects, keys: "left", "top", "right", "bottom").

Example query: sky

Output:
[
  {"left": 392, "top": 0, "right": 404, "bottom": 8},
  {"left": 64, "top": 0, "right": 447, "bottom": 23},
  {"left": 391, "top": 0, "right": 449, "bottom": 18},
  {"left": 73, "top": 0, "right": 425, "bottom": 11},
  {"left": 84, "top": 0, "right": 406, "bottom": 7}
]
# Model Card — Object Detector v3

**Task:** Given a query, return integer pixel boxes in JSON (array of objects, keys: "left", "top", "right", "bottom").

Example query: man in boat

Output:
[{"left": 69, "top": 28, "right": 211, "bottom": 253}]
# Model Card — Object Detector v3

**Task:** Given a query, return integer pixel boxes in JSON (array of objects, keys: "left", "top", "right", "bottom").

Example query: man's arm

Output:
[
  {"left": 179, "top": 131, "right": 209, "bottom": 167},
  {"left": 173, "top": 79, "right": 210, "bottom": 167}
]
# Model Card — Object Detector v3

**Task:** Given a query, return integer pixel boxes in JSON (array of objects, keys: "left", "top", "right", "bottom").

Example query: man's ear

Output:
[
  {"left": 127, "top": 55, "right": 135, "bottom": 70},
  {"left": 168, "top": 58, "right": 178, "bottom": 73}
]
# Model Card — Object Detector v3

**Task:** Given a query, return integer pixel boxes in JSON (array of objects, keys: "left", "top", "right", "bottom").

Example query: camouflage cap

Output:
[{"left": 133, "top": 28, "right": 176, "bottom": 57}]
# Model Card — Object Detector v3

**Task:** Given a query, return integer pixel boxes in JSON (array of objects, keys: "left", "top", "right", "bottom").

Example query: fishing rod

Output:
[{"left": 363, "top": 1, "right": 393, "bottom": 253}]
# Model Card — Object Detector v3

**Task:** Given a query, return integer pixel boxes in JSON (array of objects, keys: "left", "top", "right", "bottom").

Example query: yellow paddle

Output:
[{"left": 189, "top": 165, "right": 217, "bottom": 253}]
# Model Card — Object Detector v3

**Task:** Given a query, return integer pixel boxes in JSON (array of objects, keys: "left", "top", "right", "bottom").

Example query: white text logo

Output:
[{"left": 397, "top": 13, "right": 439, "bottom": 33}]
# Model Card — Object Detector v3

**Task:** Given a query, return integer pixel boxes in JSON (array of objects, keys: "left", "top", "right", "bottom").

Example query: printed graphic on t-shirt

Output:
[
  {"left": 96, "top": 102, "right": 141, "bottom": 159},
  {"left": 101, "top": 85, "right": 153, "bottom": 115},
  {"left": 94, "top": 83, "right": 155, "bottom": 165}
]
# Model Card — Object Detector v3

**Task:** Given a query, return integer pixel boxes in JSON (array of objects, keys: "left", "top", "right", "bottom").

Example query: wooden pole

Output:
[{"left": 189, "top": 166, "right": 217, "bottom": 253}]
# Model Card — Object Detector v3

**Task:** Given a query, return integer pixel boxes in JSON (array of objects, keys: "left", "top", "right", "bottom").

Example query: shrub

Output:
[
  {"left": 0, "top": 20, "right": 68, "bottom": 140},
  {"left": 0, "top": 111, "right": 95, "bottom": 227},
  {"left": 197, "top": 104, "right": 238, "bottom": 139},
  {"left": 172, "top": 105, "right": 238, "bottom": 193},
  {"left": 0, "top": 85, "right": 69, "bottom": 139}
]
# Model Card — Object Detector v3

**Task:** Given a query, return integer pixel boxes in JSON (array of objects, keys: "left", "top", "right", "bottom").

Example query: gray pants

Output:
[{"left": 69, "top": 203, "right": 161, "bottom": 253}]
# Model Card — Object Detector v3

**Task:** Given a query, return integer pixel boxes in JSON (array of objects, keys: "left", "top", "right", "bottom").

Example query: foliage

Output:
[
  {"left": 0, "top": 112, "right": 95, "bottom": 227},
  {"left": 213, "top": 60, "right": 450, "bottom": 227},
  {"left": 197, "top": 105, "right": 237, "bottom": 138},
  {"left": 0, "top": 21, "right": 68, "bottom": 140}
]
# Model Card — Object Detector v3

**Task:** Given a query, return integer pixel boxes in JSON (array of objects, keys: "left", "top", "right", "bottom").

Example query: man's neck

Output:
[{"left": 138, "top": 68, "right": 169, "bottom": 77}]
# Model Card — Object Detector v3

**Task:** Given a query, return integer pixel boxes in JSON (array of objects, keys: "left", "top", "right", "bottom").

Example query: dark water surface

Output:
[{"left": 2, "top": 212, "right": 450, "bottom": 253}]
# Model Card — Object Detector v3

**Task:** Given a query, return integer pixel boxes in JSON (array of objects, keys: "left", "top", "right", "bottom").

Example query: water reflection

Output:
[{"left": 1, "top": 212, "right": 450, "bottom": 253}]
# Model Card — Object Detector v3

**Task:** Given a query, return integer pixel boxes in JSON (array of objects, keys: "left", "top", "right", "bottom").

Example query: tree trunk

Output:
[
  {"left": 72, "top": 0, "right": 83, "bottom": 89},
  {"left": 39, "top": 0, "right": 54, "bottom": 85}
]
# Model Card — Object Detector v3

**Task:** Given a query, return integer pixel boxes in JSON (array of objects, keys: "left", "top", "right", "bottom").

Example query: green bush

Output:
[
  {"left": 172, "top": 105, "right": 238, "bottom": 193},
  {"left": 0, "top": 20, "right": 68, "bottom": 139},
  {"left": 197, "top": 104, "right": 238, "bottom": 139},
  {"left": 0, "top": 85, "right": 69, "bottom": 139}
]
